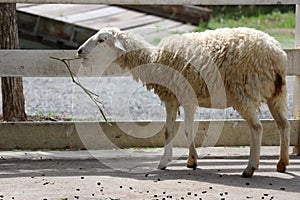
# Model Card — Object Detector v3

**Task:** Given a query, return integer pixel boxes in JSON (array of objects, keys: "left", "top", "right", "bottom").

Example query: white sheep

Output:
[{"left": 77, "top": 27, "right": 290, "bottom": 177}]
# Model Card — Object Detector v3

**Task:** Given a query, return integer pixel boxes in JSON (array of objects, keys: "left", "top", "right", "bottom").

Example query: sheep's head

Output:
[{"left": 77, "top": 27, "right": 125, "bottom": 60}]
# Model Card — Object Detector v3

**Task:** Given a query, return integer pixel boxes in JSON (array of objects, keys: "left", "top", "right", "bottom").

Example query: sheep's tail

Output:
[
  {"left": 272, "top": 47, "right": 288, "bottom": 98},
  {"left": 267, "top": 71, "right": 288, "bottom": 117},
  {"left": 270, "top": 57, "right": 288, "bottom": 114},
  {"left": 274, "top": 73, "right": 284, "bottom": 97},
  {"left": 269, "top": 72, "right": 288, "bottom": 116}
]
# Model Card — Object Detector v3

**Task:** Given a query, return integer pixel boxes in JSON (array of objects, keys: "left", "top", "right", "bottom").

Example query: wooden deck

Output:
[{"left": 16, "top": 4, "right": 197, "bottom": 48}]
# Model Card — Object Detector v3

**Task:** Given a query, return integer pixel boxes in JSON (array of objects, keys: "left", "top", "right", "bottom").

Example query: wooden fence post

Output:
[{"left": 293, "top": 4, "right": 300, "bottom": 155}]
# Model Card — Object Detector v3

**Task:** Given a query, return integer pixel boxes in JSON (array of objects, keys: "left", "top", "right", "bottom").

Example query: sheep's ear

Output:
[{"left": 114, "top": 39, "right": 126, "bottom": 52}]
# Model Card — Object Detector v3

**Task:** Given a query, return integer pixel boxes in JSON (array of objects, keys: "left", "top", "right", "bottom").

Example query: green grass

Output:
[
  {"left": 33, "top": 110, "right": 59, "bottom": 118},
  {"left": 30, "top": 110, "right": 74, "bottom": 121},
  {"left": 151, "top": 6, "right": 295, "bottom": 48},
  {"left": 201, "top": 11, "right": 295, "bottom": 30},
  {"left": 268, "top": 32, "right": 295, "bottom": 49},
  {"left": 196, "top": 8, "right": 295, "bottom": 49}
]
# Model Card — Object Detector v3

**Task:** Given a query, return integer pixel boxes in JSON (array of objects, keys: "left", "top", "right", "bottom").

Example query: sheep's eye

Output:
[{"left": 98, "top": 38, "right": 105, "bottom": 43}]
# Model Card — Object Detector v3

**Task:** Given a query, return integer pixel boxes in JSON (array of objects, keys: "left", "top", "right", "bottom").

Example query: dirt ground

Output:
[{"left": 0, "top": 147, "right": 299, "bottom": 200}]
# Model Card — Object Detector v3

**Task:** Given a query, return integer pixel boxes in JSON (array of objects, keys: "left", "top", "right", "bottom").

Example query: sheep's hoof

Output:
[
  {"left": 186, "top": 156, "right": 197, "bottom": 169},
  {"left": 158, "top": 159, "right": 171, "bottom": 170},
  {"left": 158, "top": 165, "right": 167, "bottom": 170},
  {"left": 242, "top": 167, "right": 255, "bottom": 178},
  {"left": 276, "top": 160, "right": 287, "bottom": 173},
  {"left": 187, "top": 163, "right": 197, "bottom": 170}
]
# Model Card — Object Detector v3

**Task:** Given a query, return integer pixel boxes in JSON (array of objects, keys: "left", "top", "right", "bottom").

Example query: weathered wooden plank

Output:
[
  {"left": 122, "top": 5, "right": 212, "bottom": 25},
  {"left": 16, "top": 3, "right": 38, "bottom": 8},
  {"left": 79, "top": 10, "right": 146, "bottom": 30},
  {"left": 0, "top": 50, "right": 128, "bottom": 77},
  {"left": 292, "top": 3, "right": 300, "bottom": 154},
  {"left": 0, "top": 120, "right": 298, "bottom": 150},
  {"left": 2, "top": 0, "right": 300, "bottom": 5},
  {"left": 17, "top": 10, "right": 97, "bottom": 47},
  {"left": 36, "top": 17, "right": 75, "bottom": 41},
  {"left": 17, "top": 11, "right": 39, "bottom": 33},
  {"left": 109, "top": 15, "right": 163, "bottom": 30},
  {"left": 0, "top": 49, "right": 299, "bottom": 77},
  {"left": 286, "top": 49, "right": 300, "bottom": 76},
  {"left": 293, "top": 4, "right": 300, "bottom": 118},
  {"left": 18, "top": 4, "right": 108, "bottom": 19},
  {"left": 72, "top": 26, "right": 96, "bottom": 44},
  {"left": 128, "top": 19, "right": 182, "bottom": 36},
  {"left": 55, "top": 6, "right": 127, "bottom": 23},
  {"left": 0, "top": 50, "right": 79, "bottom": 77},
  {"left": 144, "top": 24, "right": 196, "bottom": 44}
]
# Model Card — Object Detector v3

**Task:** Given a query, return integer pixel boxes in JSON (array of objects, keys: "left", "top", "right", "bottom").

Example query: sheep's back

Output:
[
  {"left": 188, "top": 27, "right": 288, "bottom": 109},
  {"left": 185, "top": 28, "right": 286, "bottom": 69},
  {"left": 153, "top": 27, "right": 287, "bottom": 109},
  {"left": 153, "top": 33, "right": 218, "bottom": 105}
]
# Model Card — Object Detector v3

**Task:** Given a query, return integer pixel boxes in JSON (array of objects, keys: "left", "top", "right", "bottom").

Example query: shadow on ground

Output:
[{"left": 0, "top": 149, "right": 299, "bottom": 199}]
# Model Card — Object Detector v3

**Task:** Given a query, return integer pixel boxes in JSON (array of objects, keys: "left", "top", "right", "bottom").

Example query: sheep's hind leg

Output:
[
  {"left": 267, "top": 98, "right": 290, "bottom": 173},
  {"left": 158, "top": 102, "right": 178, "bottom": 170},
  {"left": 237, "top": 108, "right": 263, "bottom": 178},
  {"left": 184, "top": 105, "right": 198, "bottom": 169}
]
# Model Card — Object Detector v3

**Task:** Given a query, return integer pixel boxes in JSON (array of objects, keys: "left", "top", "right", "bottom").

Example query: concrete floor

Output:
[{"left": 0, "top": 147, "right": 299, "bottom": 200}]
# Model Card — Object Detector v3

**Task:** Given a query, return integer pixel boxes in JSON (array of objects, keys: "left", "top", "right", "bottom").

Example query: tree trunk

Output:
[{"left": 0, "top": 3, "right": 26, "bottom": 121}]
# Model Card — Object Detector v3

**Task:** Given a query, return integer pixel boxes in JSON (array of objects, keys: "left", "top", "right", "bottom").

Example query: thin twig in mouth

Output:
[{"left": 50, "top": 56, "right": 109, "bottom": 123}]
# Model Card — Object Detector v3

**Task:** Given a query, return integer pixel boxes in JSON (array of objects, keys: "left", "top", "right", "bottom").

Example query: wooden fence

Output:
[{"left": 0, "top": 0, "right": 299, "bottom": 151}]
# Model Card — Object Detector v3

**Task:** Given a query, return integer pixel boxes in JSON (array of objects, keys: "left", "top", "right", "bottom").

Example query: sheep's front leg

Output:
[
  {"left": 158, "top": 102, "right": 178, "bottom": 170},
  {"left": 238, "top": 109, "right": 263, "bottom": 178},
  {"left": 184, "top": 105, "right": 198, "bottom": 169}
]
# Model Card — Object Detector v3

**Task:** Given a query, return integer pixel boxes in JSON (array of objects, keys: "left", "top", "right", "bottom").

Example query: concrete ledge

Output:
[{"left": 0, "top": 120, "right": 299, "bottom": 150}]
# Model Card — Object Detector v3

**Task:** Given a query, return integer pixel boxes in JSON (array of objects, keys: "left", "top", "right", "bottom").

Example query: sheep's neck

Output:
[
  {"left": 118, "top": 48, "right": 153, "bottom": 71},
  {"left": 115, "top": 33, "right": 153, "bottom": 70}
]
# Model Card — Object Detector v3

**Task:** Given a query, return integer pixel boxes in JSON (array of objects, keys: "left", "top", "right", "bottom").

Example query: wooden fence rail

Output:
[{"left": 0, "top": 49, "right": 299, "bottom": 77}]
